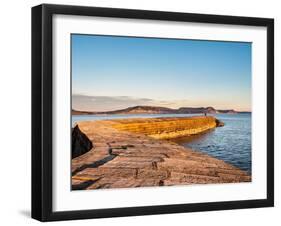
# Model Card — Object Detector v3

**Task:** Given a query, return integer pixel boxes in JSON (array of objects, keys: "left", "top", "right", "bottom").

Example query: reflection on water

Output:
[
  {"left": 169, "top": 129, "right": 216, "bottom": 144},
  {"left": 72, "top": 113, "right": 251, "bottom": 174},
  {"left": 171, "top": 114, "right": 251, "bottom": 174}
]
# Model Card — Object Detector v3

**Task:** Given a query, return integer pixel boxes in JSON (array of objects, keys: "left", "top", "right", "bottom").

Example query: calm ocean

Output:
[{"left": 72, "top": 113, "right": 251, "bottom": 173}]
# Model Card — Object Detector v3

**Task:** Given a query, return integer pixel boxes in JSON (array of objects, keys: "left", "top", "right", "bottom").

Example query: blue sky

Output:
[{"left": 72, "top": 34, "right": 251, "bottom": 112}]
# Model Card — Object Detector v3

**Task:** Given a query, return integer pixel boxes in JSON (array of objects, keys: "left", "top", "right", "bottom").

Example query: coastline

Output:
[{"left": 71, "top": 117, "right": 251, "bottom": 190}]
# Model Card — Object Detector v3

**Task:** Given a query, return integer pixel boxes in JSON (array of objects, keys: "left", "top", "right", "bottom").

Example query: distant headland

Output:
[{"left": 72, "top": 105, "right": 251, "bottom": 115}]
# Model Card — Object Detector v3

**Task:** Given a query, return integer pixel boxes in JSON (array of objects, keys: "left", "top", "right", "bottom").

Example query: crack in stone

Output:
[
  {"left": 159, "top": 180, "right": 164, "bottom": 186},
  {"left": 152, "top": 161, "right": 158, "bottom": 170}
]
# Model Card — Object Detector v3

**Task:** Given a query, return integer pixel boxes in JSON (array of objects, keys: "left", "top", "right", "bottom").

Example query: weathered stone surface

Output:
[
  {"left": 71, "top": 117, "right": 251, "bottom": 190},
  {"left": 110, "top": 116, "right": 218, "bottom": 139}
]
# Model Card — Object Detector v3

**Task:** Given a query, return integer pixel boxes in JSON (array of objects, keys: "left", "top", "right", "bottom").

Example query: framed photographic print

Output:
[{"left": 32, "top": 4, "right": 274, "bottom": 221}]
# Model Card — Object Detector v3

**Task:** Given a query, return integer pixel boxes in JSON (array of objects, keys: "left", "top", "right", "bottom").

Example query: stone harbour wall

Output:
[
  {"left": 110, "top": 116, "right": 219, "bottom": 139},
  {"left": 71, "top": 117, "right": 250, "bottom": 190}
]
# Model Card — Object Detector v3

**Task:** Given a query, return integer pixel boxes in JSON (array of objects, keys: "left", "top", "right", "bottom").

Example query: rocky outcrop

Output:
[
  {"left": 71, "top": 118, "right": 251, "bottom": 190},
  {"left": 72, "top": 125, "right": 93, "bottom": 158},
  {"left": 215, "top": 118, "right": 225, "bottom": 127}
]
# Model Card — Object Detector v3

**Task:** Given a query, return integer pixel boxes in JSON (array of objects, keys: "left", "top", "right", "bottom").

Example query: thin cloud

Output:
[
  {"left": 72, "top": 95, "right": 167, "bottom": 112},
  {"left": 72, "top": 94, "right": 249, "bottom": 112}
]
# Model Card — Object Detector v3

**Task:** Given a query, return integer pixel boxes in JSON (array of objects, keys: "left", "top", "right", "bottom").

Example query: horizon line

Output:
[{"left": 71, "top": 105, "right": 252, "bottom": 113}]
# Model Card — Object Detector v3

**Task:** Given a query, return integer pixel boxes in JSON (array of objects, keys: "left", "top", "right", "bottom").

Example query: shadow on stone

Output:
[
  {"left": 72, "top": 178, "right": 101, "bottom": 190},
  {"left": 72, "top": 154, "right": 117, "bottom": 176}
]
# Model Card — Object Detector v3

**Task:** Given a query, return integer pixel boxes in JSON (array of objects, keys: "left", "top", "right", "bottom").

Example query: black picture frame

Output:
[{"left": 32, "top": 3, "right": 274, "bottom": 222}]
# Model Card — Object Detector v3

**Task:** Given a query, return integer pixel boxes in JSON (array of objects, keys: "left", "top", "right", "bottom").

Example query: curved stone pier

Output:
[{"left": 72, "top": 117, "right": 251, "bottom": 190}]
